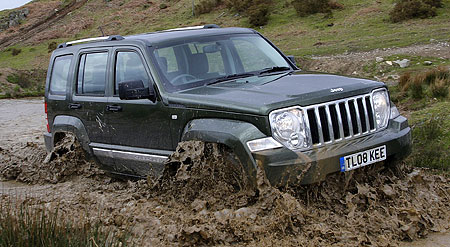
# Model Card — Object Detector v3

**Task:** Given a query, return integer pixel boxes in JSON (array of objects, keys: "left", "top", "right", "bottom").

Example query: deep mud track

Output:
[{"left": 1, "top": 98, "right": 449, "bottom": 246}]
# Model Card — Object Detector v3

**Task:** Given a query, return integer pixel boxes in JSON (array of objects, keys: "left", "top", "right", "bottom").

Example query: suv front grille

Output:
[{"left": 304, "top": 93, "right": 377, "bottom": 146}]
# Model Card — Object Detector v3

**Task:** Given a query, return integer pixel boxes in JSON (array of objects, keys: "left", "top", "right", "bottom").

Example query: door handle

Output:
[
  {"left": 68, "top": 103, "right": 82, "bottom": 109},
  {"left": 106, "top": 105, "right": 122, "bottom": 112}
]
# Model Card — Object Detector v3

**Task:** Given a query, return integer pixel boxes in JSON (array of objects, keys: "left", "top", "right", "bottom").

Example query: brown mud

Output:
[{"left": 0, "top": 98, "right": 449, "bottom": 246}]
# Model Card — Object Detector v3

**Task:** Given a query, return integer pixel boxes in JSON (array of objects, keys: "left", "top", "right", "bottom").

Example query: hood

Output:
[{"left": 166, "top": 72, "right": 385, "bottom": 115}]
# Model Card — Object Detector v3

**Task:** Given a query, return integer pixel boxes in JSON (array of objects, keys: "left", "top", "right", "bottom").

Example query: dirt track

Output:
[{"left": 1, "top": 98, "right": 450, "bottom": 246}]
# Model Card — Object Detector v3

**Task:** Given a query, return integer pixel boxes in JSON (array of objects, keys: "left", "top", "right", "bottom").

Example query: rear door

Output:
[
  {"left": 106, "top": 46, "right": 172, "bottom": 151},
  {"left": 69, "top": 48, "right": 112, "bottom": 144},
  {"left": 46, "top": 54, "right": 74, "bottom": 132}
]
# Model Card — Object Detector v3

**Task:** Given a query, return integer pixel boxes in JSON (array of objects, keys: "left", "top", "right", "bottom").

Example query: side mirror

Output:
[
  {"left": 118, "top": 80, "right": 156, "bottom": 102},
  {"left": 287, "top": 55, "right": 296, "bottom": 66}
]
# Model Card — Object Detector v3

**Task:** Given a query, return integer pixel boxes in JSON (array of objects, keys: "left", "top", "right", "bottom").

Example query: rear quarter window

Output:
[{"left": 49, "top": 55, "right": 73, "bottom": 95}]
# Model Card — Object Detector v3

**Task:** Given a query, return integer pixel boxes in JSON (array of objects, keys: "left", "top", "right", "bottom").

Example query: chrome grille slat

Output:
[
  {"left": 314, "top": 107, "right": 324, "bottom": 144},
  {"left": 335, "top": 104, "right": 344, "bottom": 140},
  {"left": 353, "top": 99, "right": 362, "bottom": 136},
  {"left": 325, "top": 105, "right": 334, "bottom": 142},
  {"left": 344, "top": 101, "right": 354, "bottom": 136},
  {"left": 362, "top": 97, "right": 371, "bottom": 132},
  {"left": 305, "top": 92, "right": 381, "bottom": 147}
]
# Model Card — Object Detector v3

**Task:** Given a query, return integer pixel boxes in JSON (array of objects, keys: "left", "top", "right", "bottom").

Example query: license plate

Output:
[{"left": 340, "top": 145, "right": 386, "bottom": 172}]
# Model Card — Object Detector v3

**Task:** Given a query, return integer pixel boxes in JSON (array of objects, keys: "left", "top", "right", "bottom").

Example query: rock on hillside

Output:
[{"left": 0, "top": 8, "right": 29, "bottom": 32}]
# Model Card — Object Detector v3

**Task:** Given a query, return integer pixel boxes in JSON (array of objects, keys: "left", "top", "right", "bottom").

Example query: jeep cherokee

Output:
[{"left": 44, "top": 25, "right": 411, "bottom": 186}]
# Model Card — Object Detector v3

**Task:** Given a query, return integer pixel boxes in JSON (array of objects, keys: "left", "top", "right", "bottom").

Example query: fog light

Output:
[
  {"left": 247, "top": 137, "right": 283, "bottom": 152},
  {"left": 390, "top": 105, "right": 400, "bottom": 119}
]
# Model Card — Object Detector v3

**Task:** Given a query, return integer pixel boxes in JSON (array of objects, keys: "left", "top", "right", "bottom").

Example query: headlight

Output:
[
  {"left": 372, "top": 89, "right": 390, "bottom": 129},
  {"left": 269, "top": 106, "right": 311, "bottom": 150}
]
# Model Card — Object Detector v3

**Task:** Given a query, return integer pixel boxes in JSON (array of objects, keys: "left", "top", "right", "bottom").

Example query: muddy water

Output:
[
  {"left": 0, "top": 98, "right": 45, "bottom": 145},
  {"left": 0, "top": 98, "right": 449, "bottom": 246}
]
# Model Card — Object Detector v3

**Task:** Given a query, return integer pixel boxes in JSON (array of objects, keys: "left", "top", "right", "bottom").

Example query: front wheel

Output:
[{"left": 155, "top": 141, "right": 257, "bottom": 206}]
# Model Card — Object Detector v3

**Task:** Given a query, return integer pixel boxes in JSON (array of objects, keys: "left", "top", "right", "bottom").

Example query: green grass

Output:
[
  {"left": 407, "top": 101, "right": 450, "bottom": 172},
  {"left": 0, "top": 199, "right": 130, "bottom": 247},
  {"left": 263, "top": 0, "right": 450, "bottom": 56},
  {"left": 0, "top": 44, "right": 49, "bottom": 70},
  {"left": 1, "top": 0, "right": 449, "bottom": 71}
]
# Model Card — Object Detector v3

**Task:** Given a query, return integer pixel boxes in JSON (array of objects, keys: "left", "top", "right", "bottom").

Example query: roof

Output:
[
  {"left": 126, "top": 27, "right": 255, "bottom": 45},
  {"left": 56, "top": 25, "right": 256, "bottom": 50}
]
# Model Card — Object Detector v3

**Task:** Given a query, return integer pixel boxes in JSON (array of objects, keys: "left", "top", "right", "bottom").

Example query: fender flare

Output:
[
  {"left": 181, "top": 118, "right": 267, "bottom": 184},
  {"left": 51, "top": 115, "right": 91, "bottom": 154}
]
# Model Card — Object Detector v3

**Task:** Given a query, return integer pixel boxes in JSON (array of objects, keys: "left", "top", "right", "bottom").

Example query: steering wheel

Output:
[{"left": 171, "top": 74, "right": 197, "bottom": 85}]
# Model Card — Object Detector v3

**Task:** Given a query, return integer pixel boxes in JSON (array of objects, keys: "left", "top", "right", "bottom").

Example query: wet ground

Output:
[{"left": 0, "top": 98, "right": 449, "bottom": 246}]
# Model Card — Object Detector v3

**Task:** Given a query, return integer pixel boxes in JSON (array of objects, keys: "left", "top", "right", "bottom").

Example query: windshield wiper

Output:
[
  {"left": 258, "top": 66, "right": 291, "bottom": 75},
  {"left": 206, "top": 73, "right": 256, "bottom": 86}
]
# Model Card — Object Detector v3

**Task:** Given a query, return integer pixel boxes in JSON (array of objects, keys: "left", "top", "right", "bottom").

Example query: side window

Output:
[
  {"left": 76, "top": 52, "right": 108, "bottom": 95},
  {"left": 49, "top": 55, "right": 73, "bottom": 95},
  {"left": 115, "top": 51, "right": 150, "bottom": 94}
]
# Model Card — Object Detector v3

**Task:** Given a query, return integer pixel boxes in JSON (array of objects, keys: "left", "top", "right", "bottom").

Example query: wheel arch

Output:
[
  {"left": 50, "top": 115, "right": 91, "bottom": 154},
  {"left": 181, "top": 118, "right": 267, "bottom": 184}
]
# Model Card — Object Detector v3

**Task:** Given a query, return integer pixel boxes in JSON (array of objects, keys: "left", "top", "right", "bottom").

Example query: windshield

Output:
[{"left": 152, "top": 34, "right": 292, "bottom": 92}]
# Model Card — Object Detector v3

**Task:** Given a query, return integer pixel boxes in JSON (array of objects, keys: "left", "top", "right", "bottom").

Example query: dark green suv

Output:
[{"left": 44, "top": 25, "right": 411, "bottom": 186}]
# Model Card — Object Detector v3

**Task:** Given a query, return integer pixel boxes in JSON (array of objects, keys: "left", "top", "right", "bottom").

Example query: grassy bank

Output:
[
  {"left": 0, "top": 0, "right": 449, "bottom": 96},
  {"left": 407, "top": 101, "right": 450, "bottom": 172},
  {"left": 0, "top": 198, "right": 129, "bottom": 247}
]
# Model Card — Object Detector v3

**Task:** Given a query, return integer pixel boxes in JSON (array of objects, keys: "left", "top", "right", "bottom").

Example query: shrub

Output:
[
  {"left": 430, "top": 78, "right": 449, "bottom": 98},
  {"left": 389, "top": 0, "right": 441, "bottom": 23},
  {"left": 6, "top": 74, "right": 19, "bottom": 84},
  {"left": 6, "top": 72, "right": 35, "bottom": 89},
  {"left": 423, "top": 0, "right": 443, "bottom": 7},
  {"left": 399, "top": 72, "right": 411, "bottom": 91},
  {"left": 225, "top": 0, "right": 248, "bottom": 12},
  {"left": 11, "top": 48, "right": 21, "bottom": 56},
  {"left": 292, "top": 0, "right": 332, "bottom": 17},
  {"left": 399, "top": 67, "right": 450, "bottom": 99},
  {"left": 223, "top": 0, "right": 273, "bottom": 26},
  {"left": 195, "top": 0, "right": 221, "bottom": 15},
  {"left": 409, "top": 75, "right": 424, "bottom": 99},
  {"left": 328, "top": 0, "right": 344, "bottom": 10},
  {"left": 248, "top": 0, "right": 271, "bottom": 26},
  {"left": 48, "top": 41, "right": 57, "bottom": 53}
]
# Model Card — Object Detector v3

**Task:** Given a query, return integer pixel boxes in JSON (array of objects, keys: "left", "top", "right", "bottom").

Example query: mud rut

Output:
[{"left": 1, "top": 99, "right": 449, "bottom": 246}]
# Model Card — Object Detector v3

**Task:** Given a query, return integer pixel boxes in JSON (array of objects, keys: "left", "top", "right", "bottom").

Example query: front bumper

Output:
[{"left": 252, "top": 115, "right": 411, "bottom": 186}]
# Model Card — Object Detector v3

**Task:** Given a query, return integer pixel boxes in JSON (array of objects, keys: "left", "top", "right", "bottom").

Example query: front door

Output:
[{"left": 105, "top": 47, "right": 173, "bottom": 176}]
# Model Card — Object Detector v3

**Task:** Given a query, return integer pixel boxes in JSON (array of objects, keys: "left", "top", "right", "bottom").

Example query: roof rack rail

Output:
[
  {"left": 203, "top": 24, "right": 220, "bottom": 28},
  {"left": 163, "top": 24, "right": 220, "bottom": 32},
  {"left": 57, "top": 35, "right": 124, "bottom": 49}
]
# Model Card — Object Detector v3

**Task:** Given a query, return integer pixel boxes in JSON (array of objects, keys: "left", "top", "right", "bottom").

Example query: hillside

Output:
[{"left": 0, "top": 0, "right": 449, "bottom": 95}]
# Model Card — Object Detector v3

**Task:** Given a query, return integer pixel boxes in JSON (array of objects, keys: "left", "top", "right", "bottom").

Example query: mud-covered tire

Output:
[
  {"left": 162, "top": 141, "right": 252, "bottom": 190},
  {"left": 155, "top": 141, "right": 257, "bottom": 204}
]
